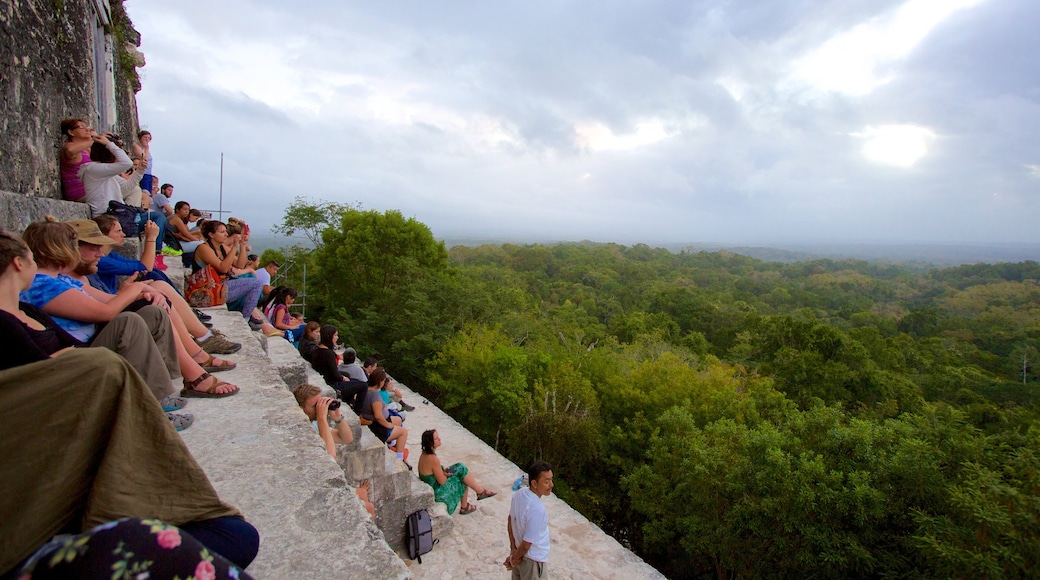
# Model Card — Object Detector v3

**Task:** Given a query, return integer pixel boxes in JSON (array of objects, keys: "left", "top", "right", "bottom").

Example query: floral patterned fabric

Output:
[{"left": 15, "top": 518, "right": 253, "bottom": 580}]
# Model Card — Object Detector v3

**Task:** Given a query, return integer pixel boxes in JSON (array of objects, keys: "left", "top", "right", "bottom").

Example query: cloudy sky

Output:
[{"left": 128, "top": 0, "right": 1040, "bottom": 246}]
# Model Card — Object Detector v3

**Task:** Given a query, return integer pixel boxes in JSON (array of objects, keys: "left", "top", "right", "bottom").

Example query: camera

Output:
[
  {"left": 328, "top": 400, "right": 341, "bottom": 411},
  {"left": 108, "top": 134, "right": 124, "bottom": 146}
]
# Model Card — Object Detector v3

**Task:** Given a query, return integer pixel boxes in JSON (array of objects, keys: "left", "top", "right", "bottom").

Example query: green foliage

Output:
[
  {"left": 269, "top": 200, "right": 1040, "bottom": 578},
  {"left": 272, "top": 196, "right": 355, "bottom": 249}
]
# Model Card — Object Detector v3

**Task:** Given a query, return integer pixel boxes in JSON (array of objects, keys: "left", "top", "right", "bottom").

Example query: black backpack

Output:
[
  {"left": 106, "top": 200, "right": 145, "bottom": 237},
  {"left": 406, "top": 509, "right": 437, "bottom": 563}
]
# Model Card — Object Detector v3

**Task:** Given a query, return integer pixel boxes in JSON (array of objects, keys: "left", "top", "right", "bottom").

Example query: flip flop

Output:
[
  {"left": 476, "top": 489, "right": 497, "bottom": 501},
  {"left": 161, "top": 396, "right": 187, "bottom": 412},
  {"left": 167, "top": 412, "right": 194, "bottom": 431},
  {"left": 458, "top": 504, "right": 477, "bottom": 515},
  {"left": 181, "top": 372, "right": 239, "bottom": 398}
]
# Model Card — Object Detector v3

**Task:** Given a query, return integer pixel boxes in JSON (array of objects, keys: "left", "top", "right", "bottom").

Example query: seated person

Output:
[
  {"left": 193, "top": 220, "right": 264, "bottom": 323},
  {"left": 170, "top": 200, "right": 205, "bottom": 254},
  {"left": 264, "top": 286, "right": 305, "bottom": 342},
  {"left": 338, "top": 347, "right": 367, "bottom": 382},
  {"left": 59, "top": 118, "right": 93, "bottom": 202},
  {"left": 152, "top": 182, "right": 176, "bottom": 218},
  {"left": 310, "top": 324, "right": 367, "bottom": 410},
  {"left": 298, "top": 321, "right": 321, "bottom": 363},
  {"left": 363, "top": 356, "right": 416, "bottom": 412},
  {"left": 418, "top": 429, "right": 496, "bottom": 515},
  {"left": 0, "top": 229, "right": 190, "bottom": 429},
  {"left": 360, "top": 367, "right": 409, "bottom": 466},
  {"left": 118, "top": 154, "right": 147, "bottom": 207},
  {"left": 90, "top": 215, "right": 242, "bottom": 356},
  {"left": 21, "top": 218, "right": 239, "bottom": 399},
  {"left": 291, "top": 384, "right": 374, "bottom": 517},
  {"left": 0, "top": 348, "right": 259, "bottom": 576},
  {"left": 187, "top": 208, "right": 203, "bottom": 230},
  {"left": 255, "top": 259, "right": 279, "bottom": 298}
]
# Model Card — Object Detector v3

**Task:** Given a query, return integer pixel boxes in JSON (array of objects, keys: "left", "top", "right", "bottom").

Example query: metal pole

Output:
[{"left": 219, "top": 153, "right": 224, "bottom": 218}]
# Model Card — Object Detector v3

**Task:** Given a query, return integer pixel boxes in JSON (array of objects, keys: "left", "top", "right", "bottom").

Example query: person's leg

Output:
[
  {"left": 90, "top": 311, "right": 174, "bottom": 399},
  {"left": 224, "top": 278, "right": 262, "bottom": 319},
  {"left": 131, "top": 304, "right": 183, "bottom": 380},
  {"left": 386, "top": 425, "right": 408, "bottom": 451},
  {"left": 145, "top": 280, "right": 208, "bottom": 338},
  {"left": 145, "top": 210, "right": 167, "bottom": 253},
  {"left": 178, "top": 516, "right": 260, "bottom": 570},
  {"left": 142, "top": 268, "right": 182, "bottom": 295},
  {"left": 0, "top": 350, "right": 242, "bottom": 572}
]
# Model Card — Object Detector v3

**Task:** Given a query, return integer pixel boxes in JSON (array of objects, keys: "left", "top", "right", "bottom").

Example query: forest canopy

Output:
[{"left": 274, "top": 199, "right": 1040, "bottom": 578}]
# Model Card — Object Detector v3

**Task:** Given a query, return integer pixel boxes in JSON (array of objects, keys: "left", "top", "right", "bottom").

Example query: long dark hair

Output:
[
  {"left": 421, "top": 430, "right": 437, "bottom": 455},
  {"left": 319, "top": 324, "right": 338, "bottom": 349}
]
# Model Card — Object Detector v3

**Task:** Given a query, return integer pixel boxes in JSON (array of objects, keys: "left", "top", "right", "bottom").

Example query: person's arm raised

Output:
[{"left": 195, "top": 241, "right": 236, "bottom": 275}]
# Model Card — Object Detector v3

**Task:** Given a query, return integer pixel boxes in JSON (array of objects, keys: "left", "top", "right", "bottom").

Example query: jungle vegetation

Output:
[{"left": 264, "top": 198, "right": 1040, "bottom": 578}]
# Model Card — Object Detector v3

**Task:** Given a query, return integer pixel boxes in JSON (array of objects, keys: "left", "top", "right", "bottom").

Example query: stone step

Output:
[
  {"left": 374, "top": 477, "right": 439, "bottom": 556},
  {"left": 176, "top": 307, "right": 410, "bottom": 579},
  {"left": 427, "top": 501, "right": 456, "bottom": 542}
]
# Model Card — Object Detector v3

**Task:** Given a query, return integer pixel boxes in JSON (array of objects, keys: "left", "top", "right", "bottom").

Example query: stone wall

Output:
[{"left": 0, "top": 0, "right": 141, "bottom": 199}]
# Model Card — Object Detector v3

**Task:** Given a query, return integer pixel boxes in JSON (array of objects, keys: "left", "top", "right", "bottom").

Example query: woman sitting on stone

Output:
[
  {"left": 264, "top": 286, "right": 305, "bottom": 342},
  {"left": 310, "top": 324, "right": 367, "bottom": 410},
  {"left": 192, "top": 220, "right": 263, "bottom": 322},
  {"left": 0, "top": 229, "right": 191, "bottom": 429},
  {"left": 417, "top": 429, "right": 496, "bottom": 515},
  {"left": 92, "top": 214, "right": 242, "bottom": 356},
  {"left": 360, "top": 367, "right": 409, "bottom": 466},
  {"left": 298, "top": 321, "right": 321, "bottom": 364},
  {"left": 59, "top": 118, "right": 94, "bottom": 202},
  {"left": 21, "top": 218, "right": 239, "bottom": 400}
]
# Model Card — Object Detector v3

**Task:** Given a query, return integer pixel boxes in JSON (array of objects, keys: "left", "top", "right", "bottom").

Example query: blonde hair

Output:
[
  {"left": 226, "top": 217, "right": 245, "bottom": 235},
  {"left": 22, "top": 216, "right": 80, "bottom": 270},
  {"left": 291, "top": 384, "right": 323, "bottom": 408}
]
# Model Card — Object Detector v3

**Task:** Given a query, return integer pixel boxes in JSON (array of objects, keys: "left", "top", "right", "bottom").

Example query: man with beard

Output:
[{"left": 60, "top": 219, "right": 240, "bottom": 401}]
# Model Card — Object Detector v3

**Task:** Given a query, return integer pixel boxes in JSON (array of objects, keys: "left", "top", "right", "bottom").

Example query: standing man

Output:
[{"left": 506, "top": 461, "right": 553, "bottom": 579}]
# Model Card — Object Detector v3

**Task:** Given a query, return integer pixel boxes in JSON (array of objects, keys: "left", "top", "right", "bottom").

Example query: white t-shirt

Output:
[
  {"left": 509, "top": 487, "right": 550, "bottom": 562},
  {"left": 255, "top": 268, "right": 271, "bottom": 288}
]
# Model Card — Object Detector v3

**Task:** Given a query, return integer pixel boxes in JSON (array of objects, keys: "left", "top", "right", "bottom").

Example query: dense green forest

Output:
[{"left": 266, "top": 199, "right": 1040, "bottom": 578}]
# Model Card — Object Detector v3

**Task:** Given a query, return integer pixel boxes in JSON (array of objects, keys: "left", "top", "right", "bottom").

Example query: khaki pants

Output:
[
  {"left": 0, "top": 349, "right": 239, "bottom": 574},
  {"left": 89, "top": 307, "right": 177, "bottom": 399},
  {"left": 511, "top": 558, "right": 547, "bottom": 580}
]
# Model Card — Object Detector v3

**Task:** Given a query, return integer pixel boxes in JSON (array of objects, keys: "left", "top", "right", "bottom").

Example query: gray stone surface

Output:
[
  {"left": 0, "top": 190, "right": 89, "bottom": 233},
  {"left": 179, "top": 307, "right": 410, "bottom": 579}
]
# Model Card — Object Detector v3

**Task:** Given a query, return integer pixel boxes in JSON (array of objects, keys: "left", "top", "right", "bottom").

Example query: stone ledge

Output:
[
  {"left": 179, "top": 308, "right": 410, "bottom": 579},
  {"left": 0, "top": 190, "right": 89, "bottom": 233}
]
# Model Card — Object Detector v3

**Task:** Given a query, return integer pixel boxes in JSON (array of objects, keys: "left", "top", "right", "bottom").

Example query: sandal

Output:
[
  {"left": 193, "top": 351, "right": 237, "bottom": 373},
  {"left": 476, "top": 489, "right": 497, "bottom": 501},
  {"left": 458, "top": 503, "right": 477, "bottom": 515},
  {"left": 181, "top": 372, "right": 239, "bottom": 398},
  {"left": 161, "top": 396, "right": 187, "bottom": 412},
  {"left": 167, "top": 412, "right": 194, "bottom": 431}
]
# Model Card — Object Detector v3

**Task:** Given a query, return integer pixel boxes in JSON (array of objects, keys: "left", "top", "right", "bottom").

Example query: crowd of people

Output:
[{"left": 0, "top": 118, "right": 559, "bottom": 577}]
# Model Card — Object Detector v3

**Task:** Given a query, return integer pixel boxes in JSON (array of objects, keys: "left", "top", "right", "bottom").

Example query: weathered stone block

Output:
[{"left": 0, "top": 190, "right": 89, "bottom": 233}]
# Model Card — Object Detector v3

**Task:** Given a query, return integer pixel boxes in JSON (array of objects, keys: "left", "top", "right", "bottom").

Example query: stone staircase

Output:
[
  {"left": 264, "top": 336, "right": 455, "bottom": 551},
  {"left": 174, "top": 262, "right": 663, "bottom": 579}
]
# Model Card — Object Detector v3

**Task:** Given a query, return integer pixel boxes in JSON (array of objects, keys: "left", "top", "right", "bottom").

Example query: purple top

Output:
[{"left": 61, "top": 150, "right": 91, "bottom": 201}]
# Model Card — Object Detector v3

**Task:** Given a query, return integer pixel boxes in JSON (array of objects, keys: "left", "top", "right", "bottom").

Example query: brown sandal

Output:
[
  {"left": 181, "top": 372, "right": 239, "bottom": 398},
  {"left": 192, "top": 351, "right": 236, "bottom": 373},
  {"left": 458, "top": 503, "right": 477, "bottom": 515}
]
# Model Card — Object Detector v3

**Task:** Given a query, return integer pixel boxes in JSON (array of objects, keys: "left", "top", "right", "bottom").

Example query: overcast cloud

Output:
[{"left": 128, "top": 0, "right": 1040, "bottom": 245}]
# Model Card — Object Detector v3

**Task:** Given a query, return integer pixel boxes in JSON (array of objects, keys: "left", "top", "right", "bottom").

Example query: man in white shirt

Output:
[
  {"left": 506, "top": 461, "right": 553, "bottom": 579},
  {"left": 255, "top": 260, "right": 280, "bottom": 298}
]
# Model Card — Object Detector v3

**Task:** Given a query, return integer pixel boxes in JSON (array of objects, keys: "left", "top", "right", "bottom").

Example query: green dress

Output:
[{"left": 418, "top": 462, "right": 469, "bottom": 514}]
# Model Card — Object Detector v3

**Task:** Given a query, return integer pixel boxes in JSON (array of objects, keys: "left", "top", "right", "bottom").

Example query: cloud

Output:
[{"left": 127, "top": 0, "right": 1040, "bottom": 245}]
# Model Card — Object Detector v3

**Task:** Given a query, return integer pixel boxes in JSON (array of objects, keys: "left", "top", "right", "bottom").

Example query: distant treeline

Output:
[{"left": 267, "top": 199, "right": 1040, "bottom": 579}]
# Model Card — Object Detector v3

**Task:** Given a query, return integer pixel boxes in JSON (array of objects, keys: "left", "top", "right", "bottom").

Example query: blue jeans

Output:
[{"left": 136, "top": 210, "right": 167, "bottom": 253}]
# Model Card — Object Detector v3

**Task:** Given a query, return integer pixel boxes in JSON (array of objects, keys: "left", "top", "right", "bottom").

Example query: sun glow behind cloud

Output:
[
  {"left": 789, "top": 0, "right": 987, "bottom": 96},
  {"left": 855, "top": 124, "right": 936, "bottom": 167},
  {"left": 575, "top": 120, "right": 670, "bottom": 152}
]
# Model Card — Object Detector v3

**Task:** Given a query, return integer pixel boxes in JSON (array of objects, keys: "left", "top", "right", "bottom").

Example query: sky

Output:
[{"left": 127, "top": 0, "right": 1040, "bottom": 246}]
